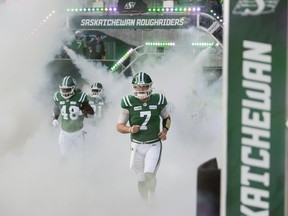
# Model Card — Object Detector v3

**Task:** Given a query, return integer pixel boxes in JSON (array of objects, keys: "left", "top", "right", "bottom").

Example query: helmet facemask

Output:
[
  {"left": 60, "top": 86, "right": 75, "bottom": 99},
  {"left": 59, "top": 76, "right": 76, "bottom": 99},
  {"left": 132, "top": 72, "right": 153, "bottom": 99},
  {"left": 133, "top": 83, "right": 153, "bottom": 99},
  {"left": 91, "top": 83, "right": 103, "bottom": 98},
  {"left": 91, "top": 88, "right": 103, "bottom": 98}
]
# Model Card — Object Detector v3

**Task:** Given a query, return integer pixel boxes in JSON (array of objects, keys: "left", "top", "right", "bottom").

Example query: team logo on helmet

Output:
[{"left": 59, "top": 76, "right": 76, "bottom": 99}]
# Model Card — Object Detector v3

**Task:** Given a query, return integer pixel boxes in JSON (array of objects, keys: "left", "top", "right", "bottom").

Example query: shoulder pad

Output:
[
  {"left": 77, "top": 92, "right": 88, "bottom": 103},
  {"left": 156, "top": 93, "right": 167, "bottom": 106},
  {"left": 121, "top": 95, "right": 133, "bottom": 108},
  {"left": 53, "top": 91, "right": 61, "bottom": 102}
]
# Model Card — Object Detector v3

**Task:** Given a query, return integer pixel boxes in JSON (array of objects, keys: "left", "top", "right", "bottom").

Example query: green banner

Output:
[
  {"left": 225, "top": 0, "right": 288, "bottom": 215},
  {"left": 68, "top": 14, "right": 195, "bottom": 29}
]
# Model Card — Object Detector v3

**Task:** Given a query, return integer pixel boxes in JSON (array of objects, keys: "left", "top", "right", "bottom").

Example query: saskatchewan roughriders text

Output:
[
  {"left": 240, "top": 40, "right": 272, "bottom": 215},
  {"left": 80, "top": 18, "right": 184, "bottom": 27}
]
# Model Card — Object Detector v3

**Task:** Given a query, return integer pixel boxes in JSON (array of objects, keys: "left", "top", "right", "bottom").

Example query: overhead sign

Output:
[
  {"left": 224, "top": 0, "right": 287, "bottom": 215},
  {"left": 117, "top": 0, "right": 148, "bottom": 13},
  {"left": 68, "top": 14, "right": 194, "bottom": 29}
]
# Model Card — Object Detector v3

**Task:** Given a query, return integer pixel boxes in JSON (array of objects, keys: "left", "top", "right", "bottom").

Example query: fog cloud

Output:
[{"left": 0, "top": 1, "right": 223, "bottom": 215}]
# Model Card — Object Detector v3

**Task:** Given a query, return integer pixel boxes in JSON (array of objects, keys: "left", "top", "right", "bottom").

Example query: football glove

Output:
[
  {"left": 52, "top": 119, "right": 59, "bottom": 127},
  {"left": 285, "top": 120, "right": 288, "bottom": 128}
]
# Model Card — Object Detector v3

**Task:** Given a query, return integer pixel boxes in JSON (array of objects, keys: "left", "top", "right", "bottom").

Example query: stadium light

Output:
[
  {"left": 66, "top": 7, "right": 118, "bottom": 13},
  {"left": 26, "top": 10, "right": 56, "bottom": 40},
  {"left": 145, "top": 42, "right": 175, "bottom": 46},
  {"left": 66, "top": 6, "right": 202, "bottom": 14},
  {"left": 110, "top": 48, "right": 134, "bottom": 72}
]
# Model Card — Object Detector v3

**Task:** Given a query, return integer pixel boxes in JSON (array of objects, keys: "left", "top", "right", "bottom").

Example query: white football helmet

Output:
[
  {"left": 75, "top": 30, "right": 82, "bottom": 38},
  {"left": 91, "top": 82, "right": 103, "bottom": 98}
]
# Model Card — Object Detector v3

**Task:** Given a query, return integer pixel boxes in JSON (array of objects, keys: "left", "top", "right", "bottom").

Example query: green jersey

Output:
[
  {"left": 88, "top": 95, "right": 107, "bottom": 123},
  {"left": 88, "top": 95, "right": 106, "bottom": 114},
  {"left": 69, "top": 38, "right": 87, "bottom": 55},
  {"left": 121, "top": 93, "right": 167, "bottom": 143},
  {"left": 53, "top": 91, "right": 89, "bottom": 132}
]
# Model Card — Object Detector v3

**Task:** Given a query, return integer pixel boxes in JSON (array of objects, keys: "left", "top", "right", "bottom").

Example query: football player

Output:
[
  {"left": 116, "top": 72, "right": 171, "bottom": 201},
  {"left": 88, "top": 82, "right": 107, "bottom": 120},
  {"left": 67, "top": 30, "right": 87, "bottom": 57},
  {"left": 52, "top": 76, "right": 94, "bottom": 158}
]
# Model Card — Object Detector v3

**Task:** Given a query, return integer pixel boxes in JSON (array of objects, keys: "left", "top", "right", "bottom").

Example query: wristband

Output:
[
  {"left": 129, "top": 127, "right": 132, "bottom": 133},
  {"left": 162, "top": 116, "right": 171, "bottom": 131}
]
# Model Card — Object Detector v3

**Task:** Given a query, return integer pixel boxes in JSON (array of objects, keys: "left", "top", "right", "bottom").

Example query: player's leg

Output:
[
  {"left": 144, "top": 173, "right": 157, "bottom": 192},
  {"left": 72, "top": 129, "right": 86, "bottom": 159},
  {"left": 137, "top": 181, "right": 148, "bottom": 201},
  {"left": 144, "top": 142, "right": 162, "bottom": 193},
  {"left": 58, "top": 129, "right": 74, "bottom": 158},
  {"left": 133, "top": 145, "right": 148, "bottom": 200},
  {"left": 129, "top": 142, "right": 139, "bottom": 169}
]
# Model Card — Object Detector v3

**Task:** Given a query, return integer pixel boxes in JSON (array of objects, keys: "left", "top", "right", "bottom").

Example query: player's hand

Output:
[
  {"left": 52, "top": 119, "right": 59, "bottom": 128},
  {"left": 158, "top": 129, "right": 168, "bottom": 141},
  {"left": 129, "top": 125, "right": 140, "bottom": 134},
  {"left": 71, "top": 106, "right": 83, "bottom": 116},
  {"left": 286, "top": 120, "right": 288, "bottom": 128}
]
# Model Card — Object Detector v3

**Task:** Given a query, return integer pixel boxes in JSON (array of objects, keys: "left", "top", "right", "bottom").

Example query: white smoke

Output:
[{"left": 0, "top": 1, "right": 223, "bottom": 216}]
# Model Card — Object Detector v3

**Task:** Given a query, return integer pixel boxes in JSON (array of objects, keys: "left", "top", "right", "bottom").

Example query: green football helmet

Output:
[
  {"left": 59, "top": 76, "right": 76, "bottom": 99},
  {"left": 132, "top": 72, "right": 153, "bottom": 99},
  {"left": 91, "top": 82, "right": 103, "bottom": 98}
]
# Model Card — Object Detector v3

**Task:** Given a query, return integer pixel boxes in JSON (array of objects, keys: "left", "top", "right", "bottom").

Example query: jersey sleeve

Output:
[
  {"left": 120, "top": 95, "right": 133, "bottom": 109},
  {"left": 157, "top": 93, "right": 168, "bottom": 109},
  {"left": 78, "top": 92, "right": 89, "bottom": 103},
  {"left": 53, "top": 91, "right": 61, "bottom": 102}
]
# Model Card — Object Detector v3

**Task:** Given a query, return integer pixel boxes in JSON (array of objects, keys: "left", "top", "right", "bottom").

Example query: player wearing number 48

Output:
[
  {"left": 52, "top": 76, "right": 94, "bottom": 158},
  {"left": 116, "top": 72, "right": 171, "bottom": 201}
]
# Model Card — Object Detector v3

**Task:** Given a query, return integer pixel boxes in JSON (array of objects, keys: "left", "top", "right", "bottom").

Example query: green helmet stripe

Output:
[{"left": 63, "top": 76, "right": 69, "bottom": 86}]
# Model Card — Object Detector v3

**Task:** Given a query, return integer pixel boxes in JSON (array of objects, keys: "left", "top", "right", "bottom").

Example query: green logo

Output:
[{"left": 232, "top": 0, "right": 280, "bottom": 15}]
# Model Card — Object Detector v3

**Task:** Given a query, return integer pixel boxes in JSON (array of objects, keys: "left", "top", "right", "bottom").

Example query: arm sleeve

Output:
[
  {"left": 160, "top": 105, "right": 170, "bottom": 119},
  {"left": 117, "top": 108, "right": 129, "bottom": 124},
  {"left": 53, "top": 102, "right": 60, "bottom": 119}
]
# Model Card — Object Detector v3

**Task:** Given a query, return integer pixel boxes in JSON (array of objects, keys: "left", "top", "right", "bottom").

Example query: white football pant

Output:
[
  {"left": 58, "top": 129, "right": 85, "bottom": 158},
  {"left": 132, "top": 141, "right": 162, "bottom": 181}
]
